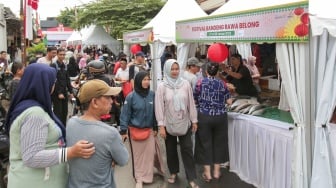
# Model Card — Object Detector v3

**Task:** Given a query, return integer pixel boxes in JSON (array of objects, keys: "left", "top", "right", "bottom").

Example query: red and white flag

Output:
[
  {"left": 28, "top": 0, "right": 39, "bottom": 10},
  {"left": 25, "top": 0, "right": 39, "bottom": 40}
]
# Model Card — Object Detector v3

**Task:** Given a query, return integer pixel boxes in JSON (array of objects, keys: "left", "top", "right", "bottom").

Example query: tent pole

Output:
[{"left": 306, "top": 39, "right": 313, "bottom": 185}]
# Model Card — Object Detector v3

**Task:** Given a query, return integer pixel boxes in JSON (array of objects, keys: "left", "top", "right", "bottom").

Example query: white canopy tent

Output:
[
  {"left": 81, "top": 25, "right": 122, "bottom": 54},
  {"left": 145, "top": 0, "right": 207, "bottom": 89},
  {"left": 309, "top": 0, "right": 336, "bottom": 187},
  {"left": 66, "top": 30, "right": 82, "bottom": 45},
  {"left": 123, "top": 0, "right": 207, "bottom": 89},
  {"left": 209, "top": 0, "right": 311, "bottom": 63},
  {"left": 216, "top": 3, "right": 310, "bottom": 188},
  {"left": 176, "top": 1, "right": 310, "bottom": 188}
]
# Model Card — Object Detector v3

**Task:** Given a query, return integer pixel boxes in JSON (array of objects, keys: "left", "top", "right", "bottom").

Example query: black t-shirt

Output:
[
  {"left": 91, "top": 74, "right": 112, "bottom": 86},
  {"left": 227, "top": 64, "right": 258, "bottom": 97},
  {"left": 67, "top": 59, "right": 80, "bottom": 77},
  {"left": 50, "top": 61, "right": 73, "bottom": 96}
]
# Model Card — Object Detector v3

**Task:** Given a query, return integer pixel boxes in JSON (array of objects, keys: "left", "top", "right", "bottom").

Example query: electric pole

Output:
[{"left": 20, "top": 0, "right": 26, "bottom": 64}]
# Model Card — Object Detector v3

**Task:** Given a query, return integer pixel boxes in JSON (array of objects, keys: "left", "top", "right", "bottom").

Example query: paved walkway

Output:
[
  {"left": 114, "top": 137, "right": 255, "bottom": 188},
  {"left": 66, "top": 101, "right": 255, "bottom": 188}
]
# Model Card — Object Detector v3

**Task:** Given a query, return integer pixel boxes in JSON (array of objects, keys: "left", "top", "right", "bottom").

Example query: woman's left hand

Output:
[
  {"left": 153, "top": 130, "right": 158, "bottom": 137},
  {"left": 68, "top": 140, "right": 95, "bottom": 160},
  {"left": 191, "top": 123, "right": 198, "bottom": 132}
]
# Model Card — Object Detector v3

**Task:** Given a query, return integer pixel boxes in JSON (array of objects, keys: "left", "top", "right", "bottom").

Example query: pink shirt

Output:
[
  {"left": 78, "top": 57, "right": 87, "bottom": 69},
  {"left": 247, "top": 64, "right": 260, "bottom": 84},
  {"left": 155, "top": 80, "right": 197, "bottom": 127}
]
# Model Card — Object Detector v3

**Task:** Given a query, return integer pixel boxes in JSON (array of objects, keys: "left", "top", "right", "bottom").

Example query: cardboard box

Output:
[
  {"left": 259, "top": 75, "right": 280, "bottom": 91},
  {"left": 268, "top": 78, "right": 280, "bottom": 91}
]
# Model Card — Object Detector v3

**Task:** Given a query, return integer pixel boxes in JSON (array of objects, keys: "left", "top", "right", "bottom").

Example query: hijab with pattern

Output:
[
  {"left": 5, "top": 63, "right": 65, "bottom": 138},
  {"left": 134, "top": 71, "right": 150, "bottom": 98},
  {"left": 163, "top": 59, "right": 185, "bottom": 111}
]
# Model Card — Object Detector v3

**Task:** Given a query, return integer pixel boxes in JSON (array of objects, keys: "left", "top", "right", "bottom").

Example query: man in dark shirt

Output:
[
  {"left": 129, "top": 51, "right": 148, "bottom": 88},
  {"left": 50, "top": 48, "right": 74, "bottom": 125},
  {"left": 87, "top": 60, "right": 112, "bottom": 85},
  {"left": 224, "top": 53, "right": 258, "bottom": 97}
]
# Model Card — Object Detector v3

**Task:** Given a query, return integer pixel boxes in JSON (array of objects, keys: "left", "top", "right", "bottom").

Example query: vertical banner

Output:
[
  {"left": 25, "top": 0, "right": 33, "bottom": 40},
  {"left": 25, "top": 0, "right": 39, "bottom": 40}
]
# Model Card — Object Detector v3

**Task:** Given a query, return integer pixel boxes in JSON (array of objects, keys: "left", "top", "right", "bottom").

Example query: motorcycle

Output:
[
  {"left": 0, "top": 89, "right": 9, "bottom": 188},
  {"left": 0, "top": 63, "right": 13, "bottom": 100}
]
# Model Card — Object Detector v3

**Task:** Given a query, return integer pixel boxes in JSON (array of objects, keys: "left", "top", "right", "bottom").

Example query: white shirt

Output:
[
  {"left": 183, "top": 70, "right": 198, "bottom": 89},
  {"left": 115, "top": 67, "right": 129, "bottom": 81},
  {"left": 37, "top": 56, "right": 56, "bottom": 65}
]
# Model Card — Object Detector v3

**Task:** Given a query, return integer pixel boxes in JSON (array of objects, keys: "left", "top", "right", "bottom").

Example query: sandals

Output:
[
  {"left": 188, "top": 181, "right": 200, "bottom": 188},
  {"left": 167, "top": 174, "right": 177, "bottom": 184},
  {"left": 135, "top": 181, "right": 143, "bottom": 188},
  {"left": 202, "top": 173, "right": 212, "bottom": 182},
  {"left": 213, "top": 171, "right": 222, "bottom": 180}
]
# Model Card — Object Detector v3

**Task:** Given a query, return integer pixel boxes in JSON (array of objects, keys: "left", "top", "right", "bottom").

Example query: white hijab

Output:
[{"left": 163, "top": 59, "right": 185, "bottom": 111}]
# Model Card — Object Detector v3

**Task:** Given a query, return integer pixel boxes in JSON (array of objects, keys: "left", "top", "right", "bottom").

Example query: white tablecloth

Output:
[{"left": 228, "top": 112, "right": 294, "bottom": 188}]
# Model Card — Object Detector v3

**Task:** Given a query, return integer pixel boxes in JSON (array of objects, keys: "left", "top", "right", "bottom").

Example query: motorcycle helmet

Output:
[{"left": 87, "top": 60, "right": 105, "bottom": 74}]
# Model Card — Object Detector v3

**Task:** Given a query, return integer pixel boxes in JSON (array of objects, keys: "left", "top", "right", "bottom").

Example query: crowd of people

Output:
[{"left": 1, "top": 44, "right": 262, "bottom": 188}]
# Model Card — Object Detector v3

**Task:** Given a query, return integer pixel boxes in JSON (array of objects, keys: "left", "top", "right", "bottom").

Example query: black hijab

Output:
[
  {"left": 134, "top": 71, "right": 150, "bottom": 98},
  {"left": 5, "top": 63, "right": 65, "bottom": 138}
]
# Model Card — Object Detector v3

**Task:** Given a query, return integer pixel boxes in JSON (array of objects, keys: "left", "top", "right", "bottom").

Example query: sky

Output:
[{"left": 1, "top": 0, "right": 93, "bottom": 20}]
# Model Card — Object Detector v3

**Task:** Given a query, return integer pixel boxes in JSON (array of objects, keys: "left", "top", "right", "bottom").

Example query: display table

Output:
[{"left": 228, "top": 112, "right": 294, "bottom": 188}]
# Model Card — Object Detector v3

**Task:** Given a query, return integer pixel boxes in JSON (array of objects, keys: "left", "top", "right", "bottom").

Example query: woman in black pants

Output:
[{"left": 194, "top": 62, "right": 232, "bottom": 181}]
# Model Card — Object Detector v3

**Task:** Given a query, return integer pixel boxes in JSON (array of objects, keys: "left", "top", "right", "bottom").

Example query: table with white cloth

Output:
[{"left": 228, "top": 112, "right": 294, "bottom": 188}]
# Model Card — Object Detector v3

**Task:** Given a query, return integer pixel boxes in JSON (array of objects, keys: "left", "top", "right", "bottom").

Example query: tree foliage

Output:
[
  {"left": 57, "top": 0, "right": 164, "bottom": 39},
  {"left": 57, "top": 7, "right": 84, "bottom": 28}
]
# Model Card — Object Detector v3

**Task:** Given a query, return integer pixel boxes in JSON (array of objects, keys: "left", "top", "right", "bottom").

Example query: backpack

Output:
[{"left": 129, "top": 64, "right": 147, "bottom": 81}]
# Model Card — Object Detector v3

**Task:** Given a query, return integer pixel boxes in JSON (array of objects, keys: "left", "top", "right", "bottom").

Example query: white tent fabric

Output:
[
  {"left": 236, "top": 43, "right": 252, "bottom": 60},
  {"left": 310, "top": 31, "right": 336, "bottom": 188},
  {"left": 177, "top": 43, "right": 199, "bottom": 70},
  {"left": 141, "top": 0, "right": 207, "bottom": 88},
  {"left": 82, "top": 25, "right": 122, "bottom": 54},
  {"left": 309, "top": 0, "right": 336, "bottom": 187},
  {"left": 211, "top": 0, "right": 306, "bottom": 16},
  {"left": 143, "top": 0, "right": 207, "bottom": 44},
  {"left": 66, "top": 31, "right": 82, "bottom": 45},
  {"left": 209, "top": 3, "right": 310, "bottom": 188},
  {"left": 66, "top": 26, "right": 97, "bottom": 46},
  {"left": 276, "top": 43, "right": 309, "bottom": 188}
]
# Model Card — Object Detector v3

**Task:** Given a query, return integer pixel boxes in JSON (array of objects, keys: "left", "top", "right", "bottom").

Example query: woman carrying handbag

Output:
[{"left": 120, "top": 71, "right": 165, "bottom": 188}]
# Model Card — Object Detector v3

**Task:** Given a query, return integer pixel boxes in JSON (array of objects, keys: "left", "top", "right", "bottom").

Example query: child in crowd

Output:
[{"left": 8, "top": 62, "right": 25, "bottom": 100}]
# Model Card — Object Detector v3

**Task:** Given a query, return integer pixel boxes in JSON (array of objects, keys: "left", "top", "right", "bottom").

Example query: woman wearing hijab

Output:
[
  {"left": 155, "top": 59, "right": 199, "bottom": 188},
  {"left": 194, "top": 62, "right": 232, "bottom": 182},
  {"left": 5, "top": 63, "right": 95, "bottom": 188},
  {"left": 120, "top": 71, "right": 164, "bottom": 188},
  {"left": 246, "top": 55, "right": 261, "bottom": 93}
]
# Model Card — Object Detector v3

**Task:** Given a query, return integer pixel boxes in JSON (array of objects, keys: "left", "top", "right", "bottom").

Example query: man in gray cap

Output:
[{"left": 183, "top": 57, "right": 203, "bottom": 89}]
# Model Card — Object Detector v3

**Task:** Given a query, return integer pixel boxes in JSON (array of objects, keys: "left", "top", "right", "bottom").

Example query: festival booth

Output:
[
  {"left": 122, "top": 0, "right": 207, "bottom": 89},
  {"left": 176, "top": 1, "right": 309, "bottom": 188},
  {"left": 309, "top": 0, "right": 336, "bottom": 187},
  {"left": 79, "top": 25, "right": 122, "bottom": 54}
]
